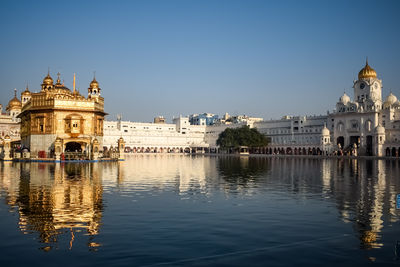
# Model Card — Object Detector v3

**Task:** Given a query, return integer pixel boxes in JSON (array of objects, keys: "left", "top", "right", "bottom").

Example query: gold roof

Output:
[
  {"left": 21, "top": 85, "right": 31, "bottom": 96},
  {"left": 90, "top": 77, "right": 99, "bottom": 89},
  {"left": 358, "top": 59, "right": 377, "bottom": 79},
  {"left": 7, "top": 89, "right": 22, "bottom": 109},
  {"left": 43, "top": 72, "right": 54, "bottom": 85}
]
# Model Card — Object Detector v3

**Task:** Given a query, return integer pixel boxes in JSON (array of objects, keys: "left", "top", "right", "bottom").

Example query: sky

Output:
[{"left": 0, "top": 0, "right": 399, "bottom": 122}]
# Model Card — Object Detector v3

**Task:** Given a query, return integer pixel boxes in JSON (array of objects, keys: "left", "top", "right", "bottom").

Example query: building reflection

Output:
[
  {"left": 0, "top": 162, "right": 103, "bottom": 250},
  {"left": 328, "top": 159, "right": 400, "bottom": 249},
  {"left": 103, "top": 154, "right": 215, "bottom": 195},
  {"left": 0, "top": 156, "right": 399, "bottom": 251}
]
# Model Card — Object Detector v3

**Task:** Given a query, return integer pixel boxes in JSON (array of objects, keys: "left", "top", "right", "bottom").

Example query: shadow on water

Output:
[{"left": 217, "top": 156, "right": 271, "bottom": 185}]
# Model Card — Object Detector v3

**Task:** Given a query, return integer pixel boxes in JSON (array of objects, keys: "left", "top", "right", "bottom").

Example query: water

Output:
[{"left": 0, "top": 155, "right": 399, "bottom": 266}]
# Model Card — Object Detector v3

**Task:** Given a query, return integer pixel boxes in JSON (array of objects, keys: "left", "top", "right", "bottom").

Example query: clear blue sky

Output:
[{"left": 1, "top": 0, "right": 399, "bottom": 122}]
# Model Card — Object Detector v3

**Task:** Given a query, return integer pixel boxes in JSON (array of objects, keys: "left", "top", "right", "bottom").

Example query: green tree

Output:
[{"left": 216, "top": 125, "right": 269, "bottom": 149}]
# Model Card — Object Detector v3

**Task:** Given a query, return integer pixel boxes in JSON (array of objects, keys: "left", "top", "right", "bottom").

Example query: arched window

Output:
[{"left": 365, "top": 120, "right": 372, "bottom": 132}]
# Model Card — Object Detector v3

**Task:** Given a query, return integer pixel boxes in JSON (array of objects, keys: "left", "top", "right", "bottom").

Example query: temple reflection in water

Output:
[
  {"left": 0, "top": 155, "right": 399, "bottom": 251},
  {"left": 0, "top": 162, "right": 103, "bottom": 250}
]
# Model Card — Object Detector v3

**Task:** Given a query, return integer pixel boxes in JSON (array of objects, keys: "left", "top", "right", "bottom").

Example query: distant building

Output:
[
  {"left": 189, "top": 113, "right": 218, "bottom": 125},
  {"left": 216, "top": 113, "right": 263, "bottom": 126},
  {"left": 256, "top": 60, "right": 400, "bottom": 156},
  {"left": 154, "top": 116, "right": 166, "bottom": 124},
  {"left": 0, "top": 88, "right": 24, "bottom": 142},
  {"left": 254, "top": 115, "right": 330, "bottom": 155},
  {"left": 103, "top": 116, "right": 208, "bottom": 153}
]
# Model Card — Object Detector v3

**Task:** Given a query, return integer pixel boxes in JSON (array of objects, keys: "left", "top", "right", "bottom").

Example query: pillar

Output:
[
  {"left": 54, "top": 137, "right": 62, "bottom": 161},
  {"left": 118, "top": 137, "right": 125, "bottom": 161},
  {"left": 92, "top": 138, "right": 100, "bottom": 161},
  {"left": 2, "top": 135, "right": 12, "bottom": 161}
]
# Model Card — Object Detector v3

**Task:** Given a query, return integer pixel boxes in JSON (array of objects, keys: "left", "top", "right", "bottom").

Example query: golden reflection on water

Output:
[
  {"left": 0, "top": 156, "right": 399, "bottom": 251},
  {"left": 0, "top": 161, "right": 103, "bottom": 250}
]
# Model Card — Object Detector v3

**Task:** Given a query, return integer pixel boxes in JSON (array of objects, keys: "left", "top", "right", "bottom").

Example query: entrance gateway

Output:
[{"left": 65, "top": 142, "right": 82, "bottom": 152}]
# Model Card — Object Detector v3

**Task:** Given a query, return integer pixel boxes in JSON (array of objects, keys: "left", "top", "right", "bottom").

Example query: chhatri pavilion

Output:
[{"left": 18, "top": 72, "right": 108, "bottom": 160}]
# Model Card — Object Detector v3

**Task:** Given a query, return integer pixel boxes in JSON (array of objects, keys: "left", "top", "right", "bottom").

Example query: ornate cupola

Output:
[
  {"left": 21, "top": 84, "right": 32, "bottom": 106},
  {"left": 6, "top": 89, "right": 22, "bottom": 122},
  {"left": 41, "top": 70, "right": 54, "bottom": 90},
  {"left": 88, "top": 73, "right": 101, "bottom": 99},
  {"left": 358, "top": 59, "right": 377, "bottom": 80},
  {"left": 353, "top": 59, "right": 382, "bottom": 104}
]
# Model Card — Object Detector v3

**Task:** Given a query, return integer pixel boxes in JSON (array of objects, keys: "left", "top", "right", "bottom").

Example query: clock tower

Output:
[{"left": 353, "top": 59, "right": 382, "bottom": 108}]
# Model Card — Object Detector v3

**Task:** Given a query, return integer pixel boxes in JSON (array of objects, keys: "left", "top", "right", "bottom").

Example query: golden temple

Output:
[{"left": 17, "top": 72, "right": 108, "bottom": 160}]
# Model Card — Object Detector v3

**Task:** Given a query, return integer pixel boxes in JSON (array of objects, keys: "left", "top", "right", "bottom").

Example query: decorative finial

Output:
[
  {"left": 366, "top": 56, "right": 368, "bottom": 66},
  {"left": 73, "top": 73, "right": 76, "bottom": 93},
  {"left": 56, "top": 72, "right": 61, "bottom": 84},
  {"left": 48, "top": 67, "right": 50, "bottom": 76},
  {"left": 14, "top": 88, "right": 17, "bottom": 97},
  {"left": 25, "top": 83, "right": 29, "bottom": 91},
  {"left": 93, "top": 71, "right": 96, "bottom": 80}
]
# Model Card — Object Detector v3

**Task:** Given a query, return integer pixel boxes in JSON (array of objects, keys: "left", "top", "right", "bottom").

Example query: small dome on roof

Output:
[
  {"left": 321, "top": 125, "right": 330, "bottom": 136},
  {"left": 339, "top": 92, "right": 350, "bottom": 105},
  {"left": 90, "top": 77, "right": 99, "bottom": 89},
  {"left": 7, "top": 89, "right": 22, "bottom": 110},
  {"left": 42, "top": 72, "right": 53, "bottom": 85}
]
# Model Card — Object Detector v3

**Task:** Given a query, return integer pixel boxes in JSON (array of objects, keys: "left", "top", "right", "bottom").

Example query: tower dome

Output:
[
  {"left": 43, "top": 73, "right": 53, "bottom": 85},
  {"left": 358, "top": 59, "right": 377, "bottom": 79},
  {"left": 90, "top": 77, "right": 99, "bottom": 89},
  {"left": 7, "top": 89, "right": 22, "bottom": 110},
  {"left": 321, "top": 125, "right": 330, "bottom": 136},
  {"left": 339, "top": 92, "right": 350, "bottom": 105},
  {"left": 21, "top": 85, "right": 31, "bottom": 96}
]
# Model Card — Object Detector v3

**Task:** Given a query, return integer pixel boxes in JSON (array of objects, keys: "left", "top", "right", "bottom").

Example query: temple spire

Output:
[{"left": 73, "top": 73, "right": 76, "bottom": 93}]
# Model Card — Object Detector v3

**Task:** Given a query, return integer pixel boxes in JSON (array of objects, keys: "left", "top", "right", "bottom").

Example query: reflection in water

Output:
[
  {"left": 0, "top": 162, "right": 103, "bottom": 250},
  {"left": 0, "top": 156, "right": 399, "bottom": 256}
]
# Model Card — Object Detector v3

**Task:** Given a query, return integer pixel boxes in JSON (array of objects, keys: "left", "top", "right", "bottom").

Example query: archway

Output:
[
  {"left": 366, "top": 136, "right": 373, "bottom": 156},
  {"left": 386, "top": 147, "right": 390, "bottom": 156},
  {"left": 337, "top": 136, "right": 344, "bottom": 149},
  {"left": 392, "top": 147, "right": 396, "bottom": 157},
  {"left": 65, "top": 142, "right": 82, "bottom": 152}
]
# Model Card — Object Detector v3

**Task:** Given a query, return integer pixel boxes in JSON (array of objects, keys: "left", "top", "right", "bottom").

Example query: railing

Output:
[{"left": 63, "top": 152, "right": 88, "bottom": 160}]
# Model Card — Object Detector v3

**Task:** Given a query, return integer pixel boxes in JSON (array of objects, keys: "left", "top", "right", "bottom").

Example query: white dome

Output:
[
  {"left": 384, "top": 93, "right": 398, "bottom": 106},
  {"left": 339, "top": 93, "right": 350, "bottom": 105},
  {"left": 321, "top": 125, "right": 330, "bottom": 136}
]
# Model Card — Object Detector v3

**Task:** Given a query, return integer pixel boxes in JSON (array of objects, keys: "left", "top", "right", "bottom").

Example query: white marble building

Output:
[
  {"left": 103, "top": 116, "right": 209, "bottom": 153},
  {"left": 329, "top": 60, "right": 400, "bottom": 156},
  {"left": 103, "top": 60, "right": 399, "bottom": 157},
  {"left": 254, "top": 115, "right": 331, "bottom": 155}
]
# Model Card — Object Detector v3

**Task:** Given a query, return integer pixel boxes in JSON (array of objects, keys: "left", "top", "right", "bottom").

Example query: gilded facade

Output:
[{"left": 18, "top": 72, "right": 106, "bottom": 159}]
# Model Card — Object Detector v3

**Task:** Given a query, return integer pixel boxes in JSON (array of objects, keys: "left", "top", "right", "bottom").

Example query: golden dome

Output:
[
  {"left": 90, "top": 77, "right": 99, "bottom": 89},
  {"left": 43, "top": 72, "right": 54, "bottom": 85},
  {"left": 358, "top": 59, "right": 377, "bottom": 79},
  {"left": 21, "top": 85, "right": 31, "bottom": 96},
  {"left": 7, "top": 89, "right": 22, "bottom": 109}
]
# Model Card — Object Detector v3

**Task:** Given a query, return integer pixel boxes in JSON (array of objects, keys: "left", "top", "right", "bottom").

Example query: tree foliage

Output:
[{"left": 216, "top": 126, "right": 269, "bottom": 149}]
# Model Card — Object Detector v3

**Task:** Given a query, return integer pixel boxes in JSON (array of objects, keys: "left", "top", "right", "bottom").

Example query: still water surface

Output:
[{"left": 0, "top": 155, "right": 400, "bottom": 266}]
